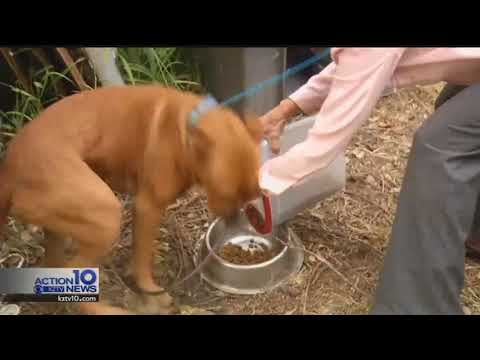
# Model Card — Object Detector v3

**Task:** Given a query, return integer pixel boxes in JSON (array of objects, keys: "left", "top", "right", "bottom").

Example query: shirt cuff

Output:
[{"left": 288, "top": 89, "right": 320, "bottom": 116}]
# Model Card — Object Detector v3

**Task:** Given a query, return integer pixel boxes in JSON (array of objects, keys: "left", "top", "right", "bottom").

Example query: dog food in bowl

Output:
[{"left": 219, "top": 241, "right": 277, "bottom": 265}]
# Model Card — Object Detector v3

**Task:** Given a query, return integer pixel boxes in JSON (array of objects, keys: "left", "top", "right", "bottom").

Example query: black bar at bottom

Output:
[{"left": 3, "top": 294, "right": 99, "bottom": 303}]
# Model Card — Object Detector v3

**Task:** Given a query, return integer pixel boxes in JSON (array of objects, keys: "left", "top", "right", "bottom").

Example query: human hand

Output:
[{"left": 260, "top": 98, "right": 303, "bottom": 154}]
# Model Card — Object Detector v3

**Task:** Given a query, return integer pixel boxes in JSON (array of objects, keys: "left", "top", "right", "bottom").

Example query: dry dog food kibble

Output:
[{"left": 219, "top": 242, "right": 276, "bottom": 265}]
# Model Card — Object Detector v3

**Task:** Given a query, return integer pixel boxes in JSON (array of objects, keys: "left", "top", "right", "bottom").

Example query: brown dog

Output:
[{"left": 0, "top": 85, "right": 262, "bottom": 315}]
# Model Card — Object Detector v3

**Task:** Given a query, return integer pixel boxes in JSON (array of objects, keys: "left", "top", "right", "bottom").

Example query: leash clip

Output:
[{"left": 188, "top": 94, "right": 219, "bottom": 128}]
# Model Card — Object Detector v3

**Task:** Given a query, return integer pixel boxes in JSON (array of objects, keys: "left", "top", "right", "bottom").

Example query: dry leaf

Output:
[
  {"left": 157, "top": 242, "right": 170, "bottom": 252},
  {"left": 179, "top": 305, "right": 214, "bottom": 315},
  {"left": 378, "top": 122, "right": 392, "bottom": 128},
  {"left": 27, "top": 225, "right": 41, "bottom": 234},
  {"left": 352, "top": 149, "right": 365, "bottom": 159},
  {"left": 20, "top": 231, "right": 33, "bottom": 243},
  {"left": 0, "top": 304, "right": 20, "bottom": 315},
  {"left": 365, "top": 175, "right": 376, "bottom": 186}
]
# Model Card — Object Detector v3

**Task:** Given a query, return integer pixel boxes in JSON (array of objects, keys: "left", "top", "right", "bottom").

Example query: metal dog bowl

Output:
[{"left": 195, "top": 213, "right": 304, "bottom": 295}]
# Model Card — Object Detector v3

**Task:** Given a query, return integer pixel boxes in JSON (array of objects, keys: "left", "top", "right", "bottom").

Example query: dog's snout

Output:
[
  {"left": 208, "top": 197, "right": 241, "bottom": 220},
  {"left": 223, "top": 211, "right": 242, "bottom": 226}
]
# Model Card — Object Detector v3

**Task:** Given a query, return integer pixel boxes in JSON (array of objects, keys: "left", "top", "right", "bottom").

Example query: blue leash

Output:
[{"left": 189, "top": 48, "right": 332, "bottom": 126}]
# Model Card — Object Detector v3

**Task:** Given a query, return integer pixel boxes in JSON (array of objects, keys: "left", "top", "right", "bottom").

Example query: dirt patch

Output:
[{"left": 218, "top": 241, "right": 276, "bottom": 265}]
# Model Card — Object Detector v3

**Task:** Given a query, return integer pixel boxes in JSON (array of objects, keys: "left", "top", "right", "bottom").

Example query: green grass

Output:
[
  {"left": 116, "top": 48, "right": 201, "bottom": 91},
  {"left": 0, "top": 64, "right": 84, "bottom": 148},
  {"left": 0, "top": 47, "right": 201, "bottom": 151}
]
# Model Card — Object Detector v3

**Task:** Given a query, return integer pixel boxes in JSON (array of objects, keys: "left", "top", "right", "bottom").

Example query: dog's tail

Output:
[{"left": 0, "top": 166, "right": 12, "bottom": 243}]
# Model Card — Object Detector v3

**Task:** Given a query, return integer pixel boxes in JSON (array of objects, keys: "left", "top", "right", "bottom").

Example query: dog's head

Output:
[{"left": 188, "top": 107, "right": 263, "bottom": 218}]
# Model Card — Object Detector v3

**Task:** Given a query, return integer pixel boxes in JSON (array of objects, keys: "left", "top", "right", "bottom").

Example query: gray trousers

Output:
[{"left": 371, "top": 83, "right": 480, "bottom": 315}]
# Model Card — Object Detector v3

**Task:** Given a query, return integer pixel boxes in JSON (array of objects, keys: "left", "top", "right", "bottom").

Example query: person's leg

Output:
[
  {"left": 436, "top": 84, "right": 480, "bottom": 262},
  {"left": 435, "top": 83, "right": 468, "bottom": 110},
  {"left": 371, "top": 83, "right": 480, "bottom": 315}
]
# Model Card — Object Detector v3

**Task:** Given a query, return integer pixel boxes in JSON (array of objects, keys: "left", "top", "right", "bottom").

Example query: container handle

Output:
[{"left": 245, "top": 195, "right": 273, "bottom": 234}]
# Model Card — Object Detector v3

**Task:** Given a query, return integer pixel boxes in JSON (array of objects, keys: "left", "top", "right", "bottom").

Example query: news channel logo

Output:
[
  {"left": 0, "top": 268, "right": 99, "bottom": 302},
  {"left": 33, "top": 269, "right": 98, "bottom": 295}
]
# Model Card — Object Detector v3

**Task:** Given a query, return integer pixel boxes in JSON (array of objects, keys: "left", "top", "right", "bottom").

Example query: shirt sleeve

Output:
[
  {"left": 259, "top": 48, "right": 407, "bottom": 195},
  {"left": 288, "top": 61, "right": 337, "bottom": 115}
]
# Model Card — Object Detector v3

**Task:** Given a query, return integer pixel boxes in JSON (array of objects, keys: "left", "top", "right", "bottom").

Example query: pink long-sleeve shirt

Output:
[{"left": 259, "top": 48, "right": 480, "bottom": 195}]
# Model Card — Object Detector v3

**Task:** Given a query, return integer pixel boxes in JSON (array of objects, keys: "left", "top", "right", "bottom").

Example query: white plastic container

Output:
[{"left": 245, "top": 115, "right": 346, "bottom": 234}]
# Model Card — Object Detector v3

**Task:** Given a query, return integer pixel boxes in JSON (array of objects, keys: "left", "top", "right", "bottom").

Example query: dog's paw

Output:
[
  {"left": 136, "top": 302, "right": 176, "bottom": 315},
  {"left": 148, "top": 305, "right": 176, "bottom": 315},
  {"left": 126, "top": 290, "right": 176, "bottom": 315},
  {"left": 81, "top": 302, "right": 134, "bottom": 315},
  {"left": 152, "top": 292, "right": 173, "bottom": 308},
  {"left": 137, "top": 292, "right": 175, "bottom": 315}
]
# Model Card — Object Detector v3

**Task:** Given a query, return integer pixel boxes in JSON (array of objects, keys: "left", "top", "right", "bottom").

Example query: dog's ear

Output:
[
  {"left": 188, "top": 125, "right": 213, "bottom": 162},
  {"left": 243, "top": 113, "right": 264, "bottom": 144}
]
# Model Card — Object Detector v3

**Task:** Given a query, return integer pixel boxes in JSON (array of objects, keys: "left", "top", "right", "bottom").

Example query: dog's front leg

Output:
[{"left": 131, "top": 193, "right": 173, "bottom": 311}]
